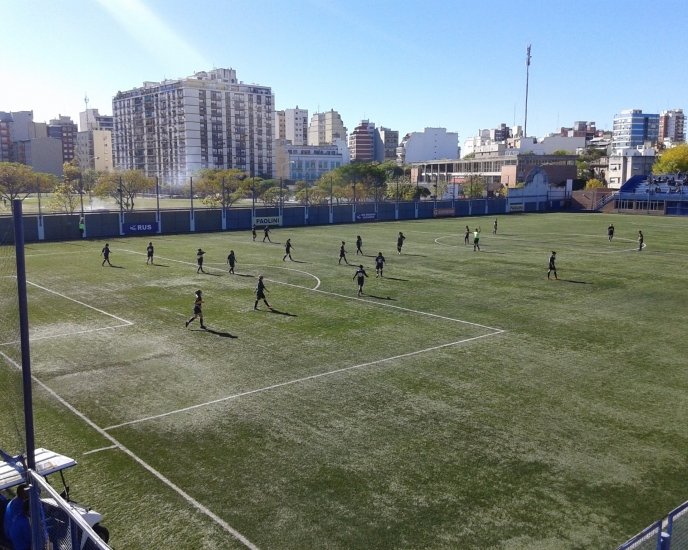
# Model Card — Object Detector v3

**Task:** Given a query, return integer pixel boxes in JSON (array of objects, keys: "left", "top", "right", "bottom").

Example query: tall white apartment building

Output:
[
  {"left": 274, "top": 107, "right": 308, "bottom": 146},
  {"left": 659, "top": 109, "right": 685, "bottom": 144},
  {"left": 308, "top": 109, "right": 347, "bottom": 146},
  {"left": 397, "top": 128, "right": 459, "bottom": 164},
  {"left": 112, "top": 68, "right": 274, "bottom": 184}
]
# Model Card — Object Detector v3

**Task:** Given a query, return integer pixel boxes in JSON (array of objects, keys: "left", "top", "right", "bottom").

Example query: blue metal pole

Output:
[{"left": 12, "top": 199, "right": 43, "bottom": 550}]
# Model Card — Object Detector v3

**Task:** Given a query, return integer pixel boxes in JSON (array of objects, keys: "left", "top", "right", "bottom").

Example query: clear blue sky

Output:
[{"left": 2, "top": 0, "right": 687, "bottom": 143}]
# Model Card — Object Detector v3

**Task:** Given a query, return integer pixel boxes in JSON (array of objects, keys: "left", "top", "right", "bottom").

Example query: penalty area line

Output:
[
  {"left": 0, "top": 350, "right": 258, "bottom": 550},
  {"left": 26, "top": 280, "right": 134, "bottom": 326},
  {"left": 104, "top": 329, "right": 504, "bottom": 431},
  {"left": 0, "top": 323, "right": 132, "bottom": 347}
]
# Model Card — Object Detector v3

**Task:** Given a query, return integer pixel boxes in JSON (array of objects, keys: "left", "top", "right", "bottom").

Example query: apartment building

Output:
[
  {"left": 274, "top": 107, "right": 308, "bottom": 146},
  {"left": 612, "top": 109, "right": 659, "bottom": 153},
  {"left": 659, "top": 109, "right": 685, "bottom": 144},
  {"left": 112, "top": 68, "right": 274, "bottom": 184},
  {"left": 47, "top": 115, "right": 78, "bottom": 163},
  {"left": 308, "top": 109, "right": 347, "bottom": 146}
]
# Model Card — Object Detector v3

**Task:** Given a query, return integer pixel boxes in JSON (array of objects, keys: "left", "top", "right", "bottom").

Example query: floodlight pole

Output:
[{"left": 524, "top": 44, "right": 532, "bottom": 139}]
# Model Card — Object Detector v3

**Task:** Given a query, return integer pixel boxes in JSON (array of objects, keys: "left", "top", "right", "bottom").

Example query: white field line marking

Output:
[
  {"left": 83, "top": 445, "right": 117, "bottom": 456},
  {"left": 0, "top": 280, "right": 134, "bottom": 346},
  {"left": 0, "top": 350, "right": 258, "bottom": 550},
  {"left": 104, "top": 330, "right": 504, "bottom": 431},
  {"left": 26, "top": 280, "right": 134, "bottom": 325},
  {"left": 118, "top": 248, "right": 323, "bottom": 289},
  {"left": 118, "top": 248, "right": 499, "bottom": 330}
]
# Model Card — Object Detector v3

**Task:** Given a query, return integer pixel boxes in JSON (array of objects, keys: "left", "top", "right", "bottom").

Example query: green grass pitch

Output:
[{"left": 1, "top": 212, "right": 687, "bottom": 549}]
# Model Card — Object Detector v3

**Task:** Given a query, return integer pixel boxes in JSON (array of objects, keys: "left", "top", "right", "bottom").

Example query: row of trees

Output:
[{"left": 0, "top": 159, "right": 490, "bottom": 213}]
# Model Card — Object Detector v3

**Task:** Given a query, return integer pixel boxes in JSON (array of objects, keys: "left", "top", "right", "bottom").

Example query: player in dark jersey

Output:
[
  {"left": 101, "top": 243, "right": 112, "bottom": 267},
  {"left": 252, "top": 224, "right": 257, "bottom": 241},
  {"left": 464, "top": 225, "right": 470, "bottom": 245},
  {"left": 356, "top": 235, "right": 363, "bottom": 255},
  {"left": 638, "top": 230, "right": 644, "bottom": 251},
  {"left": 353, "top": 265, "right": 368, "bottom": 296},
  {"left": 493, "top": 218, "right": 498, "bottom": 234},
  {"left": 607, "top": 223, "right": 615, "bottom": 242},
  {"left": 397, "top": 232, "right": 406, "bottom": 254},
  {"left": 339, "top": 241, "right": 349, "bottom": 264},
  {"left": 547, "top": 251, "right": 558, "bottom": 280},
  {"left": 146, "top": 242, "right": 154, "bottom": 265},
  {"left": 254, "top": 275, "right": 272, "bottom": 310},
  {"left": 196, "top": 248, "right": 206, "bottom": 273},
  {"left": 263, "top": 226, "right": 272, "bottom": 242},
  {"left": 227, "top": 250, "right": 236, "bottom": 274},
  {"left": 375, "top": 252, "right": 386, "bottom": 277},
  {"left": 185, "top": 290, "right": 206, "bottom": 329},
  {"left": 283, "top": 238, "right": 294, "bottom": 261}
]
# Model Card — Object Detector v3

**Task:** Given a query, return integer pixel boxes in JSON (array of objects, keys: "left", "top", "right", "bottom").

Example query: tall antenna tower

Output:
[
  {"left": 84, "top": 93, "right": 90, "bottom": 129},
  {"left": 524, "top": 45, "right": 532, "bottom": 138}
]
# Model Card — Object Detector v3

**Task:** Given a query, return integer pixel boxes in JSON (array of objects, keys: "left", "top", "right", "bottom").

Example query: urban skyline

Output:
[{"left": 3, "top": 0, "right": 688, "bottom": 144}]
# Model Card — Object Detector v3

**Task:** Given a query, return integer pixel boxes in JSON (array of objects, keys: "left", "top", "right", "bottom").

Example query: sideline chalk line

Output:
[
  {"left": 104, "top": 329, "right": 503, "bottom": 431},
  {"left": 0, "top": 349, "right": 258, "bottom": 550}
]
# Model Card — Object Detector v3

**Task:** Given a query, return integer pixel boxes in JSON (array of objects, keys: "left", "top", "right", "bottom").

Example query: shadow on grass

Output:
[
  {"left": 560, "top": 279, "right": 592, "bottom": 284},
  {"left": 105, "top": 265, "right": 124, "bottom": 269},
  {"left": 235, "top": 273, "right": 255, "bottom": 278},
  {"left": 288, "top": 259, "right": 308, "bottom": 264},
  {"left": 478, "top": 250, "right": 506, "bottom": 255},
  {"left": 366, "top": 294, "right": 396, "bottom": 301},
  {"left": 383, "top": 276, "right": 408, "bottom": 281},
  {"left": 203, "top": 328, "right": 238, "bottom": 338},
  {"left": 399, "top": 253, "right": 426, "bottom": 257},
  {"left": 269, "top": 308, "right": 297, "bottom": 317},
  {"left": 200, "top": 271, "right": 222, "bottom": 277},
  {"left": 151, "top": 263, "right": 170, "bottom": 267}
]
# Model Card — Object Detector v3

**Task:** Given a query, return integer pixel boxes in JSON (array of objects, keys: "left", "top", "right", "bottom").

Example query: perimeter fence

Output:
[
  {"left": 617, "top": 500, "right": 688, "bottom": 550},
  {"left": 0, "top": 195, "right": 571, "bottom": 244}
]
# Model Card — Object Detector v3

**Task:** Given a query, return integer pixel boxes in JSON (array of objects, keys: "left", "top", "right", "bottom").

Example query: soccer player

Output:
[
  {"left": 397, "top": 232, "right": 406, "bottom": 254},
  {"left": 251, "top": 224, "right": 257, "bottom": 241},
  {"left": 185, "top": 289, "right": 206, "bottom": 329},
  {"left": 227, "top": 250, "right": 236, "bottom": 274},
  {"left": 101, "top": 243, "right": 112, "bottom": 266},
  {"left": 356, "top": 235, "right": 363, "bottom": 255},
  {"left": 493, "top": 218, "right": 498, "bottom": 234},
  {"left": 473, "top": 227, "right": 481, "bottom": 251},
  {"left": 375, "top": 252, "right": 386, "bottom": 277},
  {"left": 196, "top": 248, "right": 206, "bottom": 273},
  {"left": 607, "top": 223, "right": 615, "bottom": 242},
  {"left": 547, "top": 251, "right": 558, "bottom": 280},
  {"left": 283, "top": 238, "right": 294, "bottom": 261},
  {"left": 254, "top": 275, "right": 272, "bottom": 310},
  {"left": 353, "top": 264, "right": 368, "bottom": 296},
  {"left": 263, "top": 225, "right": 272, "bottom": 242},
  {"left": 146, "top": 241, "right": 154, "bottom": 265},
  {"left": 638, "top": 230, "right": 644, "bottom": 251},
  {"left": 78, "top": 216, "right": 85, "bottom": 238},
  {"left": 339, "top": 241, "right": 349, "bottom": 265},
  {"left": 464, "top": 225, "right": 470, "bottom": 245}
]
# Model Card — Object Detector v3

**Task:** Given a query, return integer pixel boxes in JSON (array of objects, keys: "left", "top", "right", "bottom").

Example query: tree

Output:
[
  {"left": 295, "top": 187, "right": 328, "bottom": 205},
  {"left": 195, "top": 168, "right": 247, "bottom": 208},
  {"left": 653, "top": 143, "right": 688, "bottom": 174},
  {"left": 585, "top": 178, "right": 605, "bottom": 189},
  {"left": 0, "top": 162, "right": 53, "bottom": 203},
  {"left": 49, "top": 182, "right": 80, "bottom": 213},
  {"left": 261, "top": 186, "right": 285, "bottom": 206},
  {"left": 94, "top": 170, "right": 155, "bottom": 211},
  {"left": 464, "top": 175, "right": 486, "bottom": 198},
  {"left": 48, "top": 160, "right": 82, "bottom": 213}
]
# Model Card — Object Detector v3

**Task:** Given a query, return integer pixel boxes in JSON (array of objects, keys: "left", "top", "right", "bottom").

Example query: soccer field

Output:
[{"left": 1, "top": 212, "right": 688, "bottom": 549}]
